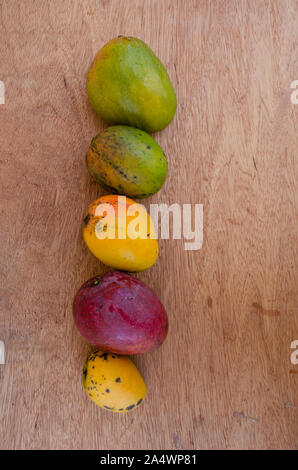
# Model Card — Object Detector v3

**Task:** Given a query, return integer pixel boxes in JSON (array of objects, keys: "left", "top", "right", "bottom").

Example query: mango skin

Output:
[
  {"left": 83, "top": 195, "right": 158, "bottom": 272},
  {"left": 87, "top": 126, "right": 168, "bottom": 198},
  {"left": 83, "top": 350, "right": 146, "bottom": 413},
  {"left": 86, "top": 36, "right": 177, "bottom": 133},
  {"left": 73, "top": 271, "right": 168, "bottom": 354}
]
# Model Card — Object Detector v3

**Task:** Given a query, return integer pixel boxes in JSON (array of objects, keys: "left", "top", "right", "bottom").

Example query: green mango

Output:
[
  {"left": 86, "top": 36, "right": 177, "bottom": 133},
  {"left": 86, "top": 125, "right": 168, "bottom": 198}
]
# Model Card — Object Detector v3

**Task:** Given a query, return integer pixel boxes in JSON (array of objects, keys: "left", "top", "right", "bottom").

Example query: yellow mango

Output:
[
  {"left": 82, "top": 195, "right": 158, "bottom": 271},
  {"left": 83, "top": 350, "right": 146, "bottom": 413}
]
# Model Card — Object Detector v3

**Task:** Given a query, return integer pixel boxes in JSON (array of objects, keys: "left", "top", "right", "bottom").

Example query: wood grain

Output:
[{"left": 0, "top": 0, "right": 297, "bottom": 450}]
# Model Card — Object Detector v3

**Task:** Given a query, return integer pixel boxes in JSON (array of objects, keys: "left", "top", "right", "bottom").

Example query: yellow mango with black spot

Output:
[
  {"left": 83, "top": 195, "right": 158, "bottom": 272},
  {"left": 87, "top": 126, "right": 168, "bottom": 198},
  {"left": 82, "top": 350, "right": 146, "bottom": 413},
  {"left": 86, "top": 36, "right": 177, "bottom": 133}
]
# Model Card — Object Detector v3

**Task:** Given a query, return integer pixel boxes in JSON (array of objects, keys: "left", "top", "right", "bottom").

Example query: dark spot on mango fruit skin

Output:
[
  {"left": 83, "top": 213, "right": 90, "bottom": 226},
  {"left": 115, "top": 377, "right": 121, "bottom": 383},
  {"left": 136, "top": 398, "right": 143, "bottom": 406},
  {"left": 99, "top": 352, "right": 108, "bottom": 361},
  {"left": 82, "top": 366, "right": 87, "bottom": 385},
  {"left": 106, "top": 389, "right": 110, "bottom": 393},
  {"left": 104, "top": 405, "right": 114, "bottom": 410},
  {"left": 126, "top": 404, "right": 135, "bottom": 410}
]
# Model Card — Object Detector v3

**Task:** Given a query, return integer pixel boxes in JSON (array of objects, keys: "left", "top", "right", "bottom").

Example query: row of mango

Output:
[{"left": 73, "top": 36, "right": 177, "bottom": 412}]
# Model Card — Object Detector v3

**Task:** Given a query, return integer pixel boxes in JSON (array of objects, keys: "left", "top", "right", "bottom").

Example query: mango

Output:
[
  {"left": 73, "top": 271, "right": 168, "bottom": 354},
  {"left": 83, "top": 350, "right": 146, "bottom": 412},
  {"left": 86, "top": 36, "right": 177, "bottom": 133},
  {"left": 83, "top": 195, "right": 158, "bottom": 271},
  {"left": 86, "top": 126, "right": 168, "bottom": 198}
]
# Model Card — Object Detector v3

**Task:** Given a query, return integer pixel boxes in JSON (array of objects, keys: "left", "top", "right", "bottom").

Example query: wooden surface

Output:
[{"left": 0, "top": 0, "right": 297, "bottom": 450}]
